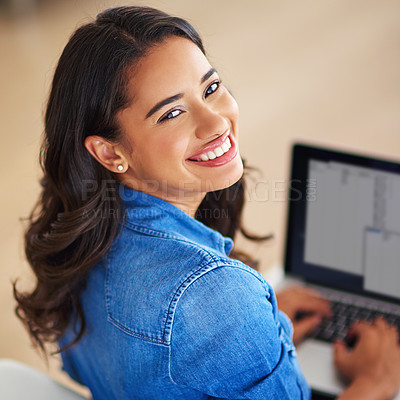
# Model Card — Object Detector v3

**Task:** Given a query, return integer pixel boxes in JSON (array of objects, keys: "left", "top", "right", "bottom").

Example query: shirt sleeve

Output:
[{"left": 169, "top": 265, "right": 311, "bottom": 399}]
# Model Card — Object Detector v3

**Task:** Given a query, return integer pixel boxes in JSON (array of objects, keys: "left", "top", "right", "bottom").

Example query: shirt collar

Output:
[{"left": 118, "top": 185, "right": 233, "bottom": 257}]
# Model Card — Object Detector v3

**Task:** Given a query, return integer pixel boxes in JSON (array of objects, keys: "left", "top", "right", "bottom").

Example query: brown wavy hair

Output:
[{"left": 13, "top": 6, "right": 270, "bottom": 354}]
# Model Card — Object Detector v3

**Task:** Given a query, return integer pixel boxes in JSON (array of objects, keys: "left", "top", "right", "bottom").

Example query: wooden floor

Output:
[{"left": 1, "top": 0, "right": 399, "bottom": 395}]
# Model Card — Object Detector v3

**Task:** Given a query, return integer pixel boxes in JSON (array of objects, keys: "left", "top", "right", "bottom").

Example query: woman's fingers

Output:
[
  {"left": 334, "top": 318, "right": 400, "bottom": 396},
  {"left": 293, "top": 314, "right": 322, "bottom": 343},
  {"left": 281, "top": 285, "right": 331, "bottom": 316},
  {"left": 348, "top": 317, "right": 396, "bottom": 338},
  {"left": 277, "top": 285, "right": 332, "bottom": 343},
  {"left": 296, "top": 296, "right": 331, "bottom": 317},
  {"left": 333, "top": 340, "right": 351, "bottom": 373},
  {"left": 374, "top": 317, "right": 399, "bottom": 346},
  {"left": 347, "top": 320, "right": 374, "bottom": 337}
]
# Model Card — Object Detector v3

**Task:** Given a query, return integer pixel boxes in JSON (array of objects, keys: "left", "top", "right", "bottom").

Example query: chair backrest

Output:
[{"left": 0, "top": 359, "right": 89, "bottom": 400}]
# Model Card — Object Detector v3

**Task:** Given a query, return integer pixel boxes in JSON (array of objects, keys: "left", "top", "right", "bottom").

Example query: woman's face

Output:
[{"left": 116, "top": 36, "right": 243, "bottom": 212}]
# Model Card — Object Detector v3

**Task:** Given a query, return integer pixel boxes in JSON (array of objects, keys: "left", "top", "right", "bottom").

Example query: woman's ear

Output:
[{"left": 84, "top": 136, "right": 127, "bottom": 173}]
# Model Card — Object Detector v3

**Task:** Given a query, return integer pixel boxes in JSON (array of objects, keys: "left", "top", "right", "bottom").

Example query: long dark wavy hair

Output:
[{"left": 13, "top": 6, "right": 270, "bottom": 354}]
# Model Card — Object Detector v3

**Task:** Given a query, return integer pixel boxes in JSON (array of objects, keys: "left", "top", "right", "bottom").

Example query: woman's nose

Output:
[{"left": 194, "top": 104, "right": 228, "bottom": 140}]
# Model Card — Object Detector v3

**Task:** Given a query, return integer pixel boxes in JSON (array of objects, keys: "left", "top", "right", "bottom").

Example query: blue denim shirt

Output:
[{"left": 59, "top": 187, "right": 311, "bottom": 399}]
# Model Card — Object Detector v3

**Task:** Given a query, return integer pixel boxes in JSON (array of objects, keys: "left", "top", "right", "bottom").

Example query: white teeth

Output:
[
  {"left": 195, "top": 136, "right": 232, "bottom": 161},
  {"left": 214, "top": 147, "right": 223, "bottom": 157},
  {"left": 207, "top": 151, "right": 216, "bottom": 160}
]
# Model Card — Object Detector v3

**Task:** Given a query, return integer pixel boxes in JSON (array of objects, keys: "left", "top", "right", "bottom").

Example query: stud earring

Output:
[{"left": 117, "top": 164, "right": 124, "bottom": 172}]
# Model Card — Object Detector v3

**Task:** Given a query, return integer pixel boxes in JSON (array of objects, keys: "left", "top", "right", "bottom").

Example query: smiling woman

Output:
[
  {"left": 84, "top": 36, "right": 242, "bottom": 216},
  {"left": 12, "top": 5, "right": 400, "bottom": 400}
]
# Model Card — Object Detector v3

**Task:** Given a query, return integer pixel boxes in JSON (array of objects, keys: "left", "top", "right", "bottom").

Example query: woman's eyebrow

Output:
[
  {"left": 145, "top": 67, "right": 217, "bottom": 120},
  {"left": 145, "top": 93, "right": 184, "bottom": 119},
  {"left": 200, "top": 67, "right": 217, "bottom": 84}
]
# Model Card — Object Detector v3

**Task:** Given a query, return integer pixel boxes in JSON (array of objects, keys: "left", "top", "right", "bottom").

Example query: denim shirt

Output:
[{"left": 59, "top": 187, "right": 311, "bottom": 399}]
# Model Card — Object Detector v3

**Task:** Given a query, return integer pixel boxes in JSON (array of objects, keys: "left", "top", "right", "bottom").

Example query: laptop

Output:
[{"left": 282, "top": 142, "right": 400, "bottom": 399}]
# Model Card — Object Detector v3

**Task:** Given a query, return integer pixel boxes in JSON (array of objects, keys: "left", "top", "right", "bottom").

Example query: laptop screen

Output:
[{"left": 285, "top": 143, "right": 400, "bottom": 305}]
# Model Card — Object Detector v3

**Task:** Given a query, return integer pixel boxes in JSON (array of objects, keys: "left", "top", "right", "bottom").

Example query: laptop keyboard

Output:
[{"left": 310, "top": 300, "right": 400, "bottom": 343}]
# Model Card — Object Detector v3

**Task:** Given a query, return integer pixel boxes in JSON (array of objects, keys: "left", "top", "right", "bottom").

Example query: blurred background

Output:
[{"left": 1, "top": 0, "right": 399, "bottom": 395}]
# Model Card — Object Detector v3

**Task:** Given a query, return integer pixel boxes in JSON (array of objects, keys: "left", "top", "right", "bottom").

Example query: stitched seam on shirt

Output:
[
  {"left": 166, "top": 264, "right": 273, "bottom": 387},
  {"left": 160, "top": 242, "right": 223, "bottom": 344},
  {"left": 105, "top": 234, "right": 225, "bottom": 343},
  {"left": 167, "top": 343, "right": 179, "bottom": 386},
  {"left": 105, "top": 224, "right": 266, "bottom": 344},
  {"left": 105, "top": 239, "right": 170, "bottom": 343},
  {"left": 163, "top": 262, "right": 268, "bottom": 345},
  {"left": 113, "top": 222, "right": 227, "bottom": 342},
  {"left": 105, "top": 314, "right": 170, "bottom": 344},
  {"left": 125, "top": 220, "right": 229, "bottom": 255},
  {"left": 126, "top": 199, "right": 202, "bottom": 229},
  {"left": 163, "top": 261, "right": 218, "bottom": 345},
  {"left": 166, "top": 261, "right": 223, "bottom": 387},
  {"left": 125, "top": 221, "right": 182, "bottom": 240}
]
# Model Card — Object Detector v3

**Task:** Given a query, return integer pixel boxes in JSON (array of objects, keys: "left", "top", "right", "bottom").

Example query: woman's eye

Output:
[
  {"left": 159, "top": 109, "right": 183, "bottom": 123},
  {"left": 205, "top": 81, "right": 220, "bottom": 98}
]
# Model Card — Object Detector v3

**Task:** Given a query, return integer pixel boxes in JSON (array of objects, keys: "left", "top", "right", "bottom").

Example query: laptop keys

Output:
[{"left": 311, "top": 300, "right": 400, "bottom": 343}]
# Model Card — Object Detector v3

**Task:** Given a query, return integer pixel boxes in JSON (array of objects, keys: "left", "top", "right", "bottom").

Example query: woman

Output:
[{"left": 14, "top": 6, "right": 400, "bottom": 399}]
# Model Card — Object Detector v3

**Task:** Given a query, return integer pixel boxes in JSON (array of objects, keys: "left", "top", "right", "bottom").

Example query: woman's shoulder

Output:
[
  {"left": 107, "top": 214, "right": 244, "bottom": 292},
  {"left": 103, "top": 225, "right": 272, "bottom": 345}
]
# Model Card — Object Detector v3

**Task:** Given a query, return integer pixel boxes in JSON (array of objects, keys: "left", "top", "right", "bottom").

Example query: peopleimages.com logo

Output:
[
  {"left": 247, "top": 178, "right": 317, "bottom": 203},
  {"left": 80, "top": 178, "right": 318, "bottom": 203}
]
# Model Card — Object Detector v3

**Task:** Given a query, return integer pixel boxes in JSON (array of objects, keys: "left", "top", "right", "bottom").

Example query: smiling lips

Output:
[{"left": 187, "top": 131, "right": 238, "bottom": 167}]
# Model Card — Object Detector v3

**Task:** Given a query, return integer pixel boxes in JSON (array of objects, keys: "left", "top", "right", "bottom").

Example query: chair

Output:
[{"left": 0, "top": 359, "right": 89, "bottom": 400}]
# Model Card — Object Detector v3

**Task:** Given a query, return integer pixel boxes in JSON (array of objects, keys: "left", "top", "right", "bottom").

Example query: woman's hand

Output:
[
  {"left": 335, "top": 317, "right": 400, "bottom": 400},
  {"left": 275, "top": 285, "right": 331, "bottom": 343}
]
